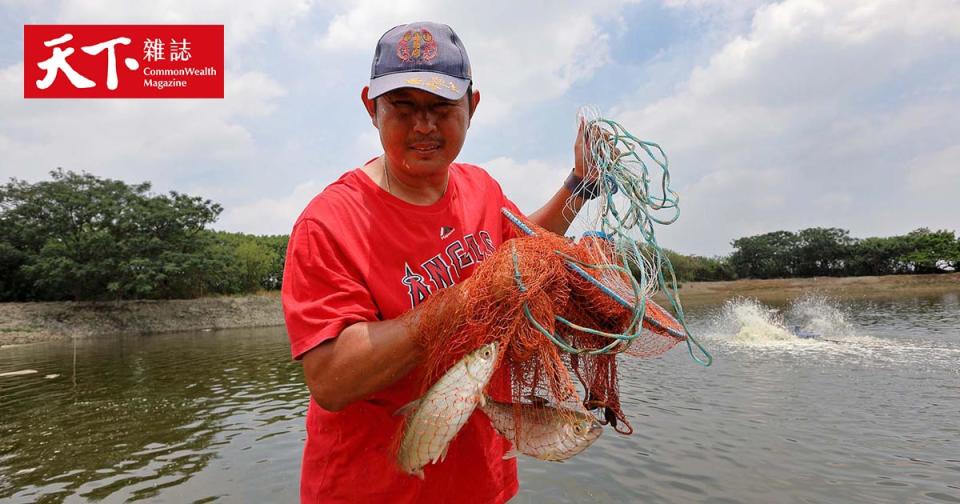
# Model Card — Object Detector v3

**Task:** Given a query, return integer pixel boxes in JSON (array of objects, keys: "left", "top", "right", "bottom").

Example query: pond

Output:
[{"left": 2, "top": 291, "right": 959, "bottom": 503}]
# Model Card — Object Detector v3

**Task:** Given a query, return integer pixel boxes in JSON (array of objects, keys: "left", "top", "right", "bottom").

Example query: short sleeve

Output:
[{"left": 281, "top": 218, "right": 378, "bottom": 360}]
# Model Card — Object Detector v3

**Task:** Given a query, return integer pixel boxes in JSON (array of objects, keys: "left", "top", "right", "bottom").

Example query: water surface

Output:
[{"left": 1, "top": 292, "right": 958, "bottom": 503}]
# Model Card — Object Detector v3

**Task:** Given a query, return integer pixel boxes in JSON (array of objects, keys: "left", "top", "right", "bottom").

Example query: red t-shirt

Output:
[{"left": 282, "top": 162, "right": 522, "bottom": 503}]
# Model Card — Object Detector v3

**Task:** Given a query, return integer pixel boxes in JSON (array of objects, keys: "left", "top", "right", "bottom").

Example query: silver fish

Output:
[
  {"left": 480, "top": 396, "right": 603, "bottom": 462},
  {"left": 395, "top": 342, "right": 499, "bottom": 479}
]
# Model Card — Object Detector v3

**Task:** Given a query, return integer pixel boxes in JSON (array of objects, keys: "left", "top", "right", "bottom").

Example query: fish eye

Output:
[
  {"left": 573, "top": 423, "right": 584, "bottom": 435},
  {"left": 481, "top": 348, "right": 491, "bottom": 359}
]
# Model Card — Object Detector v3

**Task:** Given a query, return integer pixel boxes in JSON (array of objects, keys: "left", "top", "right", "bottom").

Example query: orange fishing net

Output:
[
  {"left": 401, "top": 111, "right": 713, "bottom": 452},
  {"left": 407, "top": 215, "right": 688, "bottom": 437}
]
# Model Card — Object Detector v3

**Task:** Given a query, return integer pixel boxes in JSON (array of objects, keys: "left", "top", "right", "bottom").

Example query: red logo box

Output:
[{"left": 24, "top": 25, "right": 224, "bottom": 98}]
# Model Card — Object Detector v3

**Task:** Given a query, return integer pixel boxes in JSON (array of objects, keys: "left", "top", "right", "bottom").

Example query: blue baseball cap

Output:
[{"left": 369, "top": 22, "right": 472, "bottom": 100}]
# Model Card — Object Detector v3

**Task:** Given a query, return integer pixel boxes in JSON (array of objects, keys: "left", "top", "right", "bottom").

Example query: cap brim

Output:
[{"left": 369, "top": 71, "right": 470, "bottom": 100}]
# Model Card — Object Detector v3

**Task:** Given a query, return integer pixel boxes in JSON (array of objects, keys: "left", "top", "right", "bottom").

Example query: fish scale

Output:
[
  {"left": 396, "top": 342, "right": 499, "bottom": 478},
  {"left": 479, "top": 397, "right": 603, "bottom": 462}
]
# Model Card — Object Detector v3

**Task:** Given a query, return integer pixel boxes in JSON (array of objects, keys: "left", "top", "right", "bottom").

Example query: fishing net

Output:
[{"left": 406, "top": 108, "right": 711, "bottom": 446}]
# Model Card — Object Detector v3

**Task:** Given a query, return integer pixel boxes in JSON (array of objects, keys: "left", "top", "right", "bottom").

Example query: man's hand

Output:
[
  {"left": 574, "top": 119, "right": 622, "bottom": 182},
  {"left": 573, "top": 120, "right": 597, "bottom": 181}
]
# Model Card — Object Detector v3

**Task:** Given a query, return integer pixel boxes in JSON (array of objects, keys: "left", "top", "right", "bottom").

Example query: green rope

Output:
[
  {"left": 584, "top": 115, "right": 712, "bottom": 366},
  {"left": 504, "top": 114, "right": 713, "bottom": 366}
]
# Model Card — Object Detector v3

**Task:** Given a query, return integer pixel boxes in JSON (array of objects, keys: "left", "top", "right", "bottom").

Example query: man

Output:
[{"left": 282, "top": 21, "right": 599, "bottom": 503}]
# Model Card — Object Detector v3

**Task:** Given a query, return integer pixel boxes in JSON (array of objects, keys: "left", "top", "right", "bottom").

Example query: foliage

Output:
[
  {"left": 662, "top": 249, "right": 736, "bottom": 282},
  {"left": 728, "top": 226, "right": 959, "bottom": 279},
  {"left": 3, "top": 171, "right": 956, "bottom": 300},
  {"left": 0, "top": 170, "right": 289, "bottom": 301}
]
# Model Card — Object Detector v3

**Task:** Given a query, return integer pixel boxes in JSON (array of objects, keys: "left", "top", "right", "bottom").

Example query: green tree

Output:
[
  {"left": 200, "top": 231, "right": 288, "bottom": 293},
  {"left": 662, "top": 249, "right": 735, "bottom": 282},
  {"left": 898, "top": 228, "right": 959, "bottom": 273},
  {"left": 794, "top": 227, "right": 854, "bottom": 277},
  {"left": 0, "top": 169, "right": 222, "bottom": 301},
  {"left": 844, "top": 236, "right": 906, "bottom": 276},
  {"left": 729, "top": 231, "right": 799, "bottom": 279}
]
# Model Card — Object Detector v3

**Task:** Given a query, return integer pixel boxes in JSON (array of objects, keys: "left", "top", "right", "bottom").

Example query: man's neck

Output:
[{"left": 364, "top": 156, "right": 449, "bottom": 206}]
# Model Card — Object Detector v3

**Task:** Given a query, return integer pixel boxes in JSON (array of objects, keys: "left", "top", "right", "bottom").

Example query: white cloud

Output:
[
  {"left": 216, "top": 179, "right": 326, "bottom": 235},
  {"left": 906, "top": 144, "right": 960, "bottom": 196},
  {"left": 612, "top": 0, "right": 960, "bottom": 254},
  {"left": 5, "top": 0, "right": 959, "bottom": 247},
  {"left": 354, "top": 128, "right": 382, "bottom": 157},
  {"left": 53, "top": 0, "right": 315, "bottom": 48},
  {"left": 0, "top": 61, "right": 285, "bottom": 183},
  {"left": 314, "top": 0, "right": 628, "bottom": 123},
  {"left": 481, "top": 156, "right": 567, "bottom": 215}
]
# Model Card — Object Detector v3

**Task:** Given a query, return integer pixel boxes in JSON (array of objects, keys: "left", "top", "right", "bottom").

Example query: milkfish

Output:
[
  {"left": 480, "top": 396, "right": 603, "bottom": 462},
  {"left": 395, "top": 342, "right": 499, "bottom": 479}
]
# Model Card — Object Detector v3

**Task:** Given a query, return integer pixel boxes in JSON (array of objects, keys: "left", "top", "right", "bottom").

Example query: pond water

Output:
[{"left": 2, "top": 291, "right": 959, "bottom": 503}]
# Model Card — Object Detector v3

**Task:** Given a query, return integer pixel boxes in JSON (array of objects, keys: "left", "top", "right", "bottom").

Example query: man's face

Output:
[{"left": 367, "top": 87, "right": 474, "bottom": 178}]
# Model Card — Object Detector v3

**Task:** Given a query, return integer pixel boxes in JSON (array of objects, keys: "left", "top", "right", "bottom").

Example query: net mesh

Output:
[{"left": 403, "top": 109, "right": 711, "bottom": 448}]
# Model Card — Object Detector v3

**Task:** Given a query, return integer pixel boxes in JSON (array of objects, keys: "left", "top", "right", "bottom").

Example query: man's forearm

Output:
[{"left": 301, "top": 316, "right": 423, "bottom": 411}]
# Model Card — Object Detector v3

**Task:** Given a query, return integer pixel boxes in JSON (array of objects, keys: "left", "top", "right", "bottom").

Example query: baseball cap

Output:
[{"left": 368, "top": 22, "right": 472, "bottom": 100}]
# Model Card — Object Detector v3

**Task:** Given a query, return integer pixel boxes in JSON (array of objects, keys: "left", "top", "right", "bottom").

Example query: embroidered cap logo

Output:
[{"left": 396, "top": 28, "right": 438, "bottom": 63}]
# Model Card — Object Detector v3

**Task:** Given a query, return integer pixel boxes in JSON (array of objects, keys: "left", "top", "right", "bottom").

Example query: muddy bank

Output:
[
  {"left": 4, "top": 274, "right": 957, "bottom": 346},
  {"left": 667, "top": 273, "right": 960, "bottom": 306},
  {"left": 0, "top": 293, "right": 283, "bottom": 346}
]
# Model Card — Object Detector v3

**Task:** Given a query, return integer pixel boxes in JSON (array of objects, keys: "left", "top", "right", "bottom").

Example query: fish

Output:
[
  {"left": 395, "top": 342, "right": 499, "bottom": 479},
  {"left": 479, "top": 396, "right": 603, "bottom": 462}
]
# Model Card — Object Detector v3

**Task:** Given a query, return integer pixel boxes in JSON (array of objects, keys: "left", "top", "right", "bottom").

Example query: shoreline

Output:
[
  {"left": 667, "top": 272, "right": 960, "bottom": 306},
  {"left": 0, "top": 292, "right": 284, "bottom": 346},
  {"left": 2, "top": 273, "right": 958, "bottom": 346}
]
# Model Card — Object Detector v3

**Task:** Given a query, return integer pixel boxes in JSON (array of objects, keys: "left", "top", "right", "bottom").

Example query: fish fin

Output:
[
  {"left": 478, "top": 389, "right": 487, "bottom": 407},
  {"left": 394, "top": 399, "right": 421, "bottom": 417},
  {"left": 502, "top": 448, "right": 519, "bottom": 460},
  {"left": 414, "top": 469, "right": 425, "bottom": 480},
  {"left": 440, "top": 444, "right": 450, "bottom": 463}
]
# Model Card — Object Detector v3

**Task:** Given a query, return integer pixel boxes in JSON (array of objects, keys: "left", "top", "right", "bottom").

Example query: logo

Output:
[
  {"left": 399, "top": 230, "right": 499, "bottom": 309},
  {"left": 440, "top": 226, "right": 455, "bottom": 240},
  {"left": 401, "top": 263, "right": 432, "bottom": 308},
  {"left": 24, "top": 25, "right": 224, "bottom": 98},
  {"left": 396, "top": 28, "right": 437, "bottom": 63}
]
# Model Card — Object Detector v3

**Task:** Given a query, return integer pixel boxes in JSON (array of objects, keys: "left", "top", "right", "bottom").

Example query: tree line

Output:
[
  {"left": 664, "top": 227, "right": 959, "bottom": 282},
  {"left": 2, "top": 171, "right": 957, "bottom": 302},
  {"left": 0, "top": 170, "right": 286, "bottom": 301}
]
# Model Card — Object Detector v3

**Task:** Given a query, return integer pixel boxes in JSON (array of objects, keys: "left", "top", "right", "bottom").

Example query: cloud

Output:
[
  {"left": 315, "top": 0, "right": 628, "bottom": 123},
  {"left": 481, "top": 156, "right": 567, "bottom": 214},
  {"left": 3, "top": 0, "right": 311, "bottom": 208},
  {"left": 5, "top": 0, "right": 959, "bottom": 247},
  {"left": 216, "top": 179, "right": 326, "bottom": 235},
  {"left": 354, "top": 128, "right": 382, "bottom": 157},
  {"left": 53, "top": 0, "right": 315, "bottom": 49},
  {"left": 906, "top": 144, "right": 960, "bottom": 196},
  {"left": 612, "top": 0, "right": 960, "bottom": 254},
  {"left": 0, "top": 61, "right": 285, "bottom": 185}
]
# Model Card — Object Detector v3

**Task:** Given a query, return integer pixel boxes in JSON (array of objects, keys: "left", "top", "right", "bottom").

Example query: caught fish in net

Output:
[{"left": 400, "top": 108, "right": 712, "bottom": 464}]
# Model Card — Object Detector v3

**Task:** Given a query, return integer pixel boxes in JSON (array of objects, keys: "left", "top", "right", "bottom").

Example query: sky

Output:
[{"left": 2, "top": 0, "right": 958, "bottom": 256}]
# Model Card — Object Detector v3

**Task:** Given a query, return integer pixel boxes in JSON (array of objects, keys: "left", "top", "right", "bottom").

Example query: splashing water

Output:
[
  {"left": 697, "top": 295, "right": 960, "bottom": 367},
  {"left": 785, "top": 293, "right": 858, "bottom": 339},
  {"left": 708, "top": 297, "right": 861, "bottom": 346},
  {"left": 719, "top": 298, "right": 793, "bottom": 343}
]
